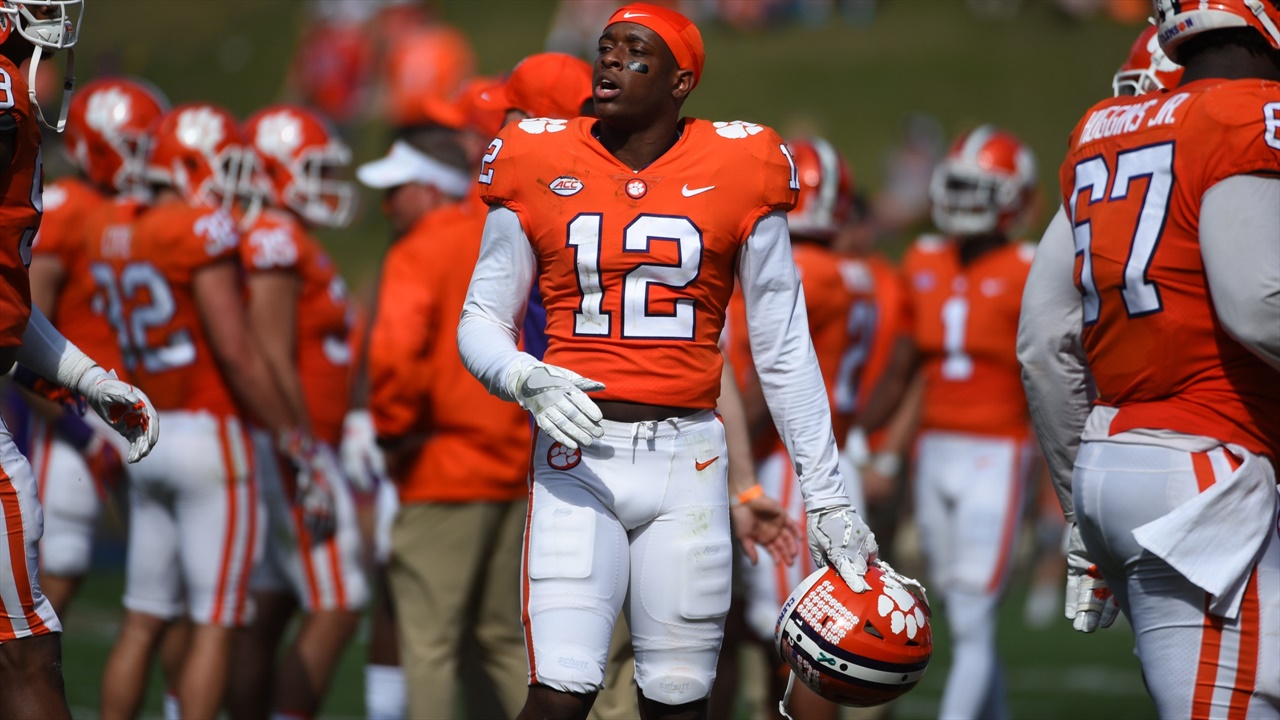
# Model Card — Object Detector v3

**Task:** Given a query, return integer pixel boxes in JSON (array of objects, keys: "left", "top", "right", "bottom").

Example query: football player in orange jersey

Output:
[
  {"left": 25, "top": 77, "right": 166, "bottom": 620},
  {"left": 224, "top": 104, "right": 368, "bottom": 720},
  {"left": 457, "top": 4, "right": 875, "bottom": 719},
  {"left": 0, "top": 1, "right": 161, "bottom": 717},
  {"left": 859, "top": 125, "right": 1039, "bottom": 720},
  {"left": 1113, "top": 24, "right": 1185, "bottom": 97},
  {"left": 95, "top": 103, "right": 316, "bottom": 720},
  {"left": 1018, "top": 1, "right": 1280, "bottom": 715}
]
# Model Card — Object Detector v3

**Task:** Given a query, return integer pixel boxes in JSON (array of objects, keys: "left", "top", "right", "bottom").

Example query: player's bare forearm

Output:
[
  {"left": 856, "top": 335, "right": 917, "bottom": 433},
  {"left": 247, "top": 271, "right": 310, "bottom": 430},
  {"left": 717, "top": 359, "right": 756, "bottom": 495}
]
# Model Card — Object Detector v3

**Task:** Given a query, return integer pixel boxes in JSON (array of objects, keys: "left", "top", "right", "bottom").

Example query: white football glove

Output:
[
  {"left": 508, "top": 362, "right": 605, "bottom": 450},
  {"left": 1065, "top": 523, "right": 1120, "bottom": 633},
  {"left": 339, "top": 409, "right": 386, "bottom": 492},
  {"left": 281, "top": 431, "right": 338, "bottom": 541},
  {"left": 807, "top": 504, "right": 878, "bottom": 593},
  {"left": 78, "top": 367, "right": 159, "bottom": 463}
]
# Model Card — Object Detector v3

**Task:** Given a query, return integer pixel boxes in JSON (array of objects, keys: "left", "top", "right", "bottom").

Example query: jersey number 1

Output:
[{"left": 1069, "top": 141, "right": 1173, "bottom": 324}]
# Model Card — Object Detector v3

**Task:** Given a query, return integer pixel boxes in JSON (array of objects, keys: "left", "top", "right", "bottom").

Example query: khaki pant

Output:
[{"left": 388, "top": 500, "right": 528, "bottom": 719}]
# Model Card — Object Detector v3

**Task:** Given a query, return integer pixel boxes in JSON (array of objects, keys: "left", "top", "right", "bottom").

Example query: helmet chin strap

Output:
[
  {"left": 778, "top": 670, "right": 797, "bottom": 720},
  {"left": 1244, "top": 0, "right": 1280, "bottom": 48},
  {"left": 28, "top": 45, "right": 74, "bottom": 133}
]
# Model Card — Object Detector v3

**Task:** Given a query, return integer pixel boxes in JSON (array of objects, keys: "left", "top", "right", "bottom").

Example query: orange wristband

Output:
[{"left": 733, "top": 483, "right": 764, "bottom": 507}]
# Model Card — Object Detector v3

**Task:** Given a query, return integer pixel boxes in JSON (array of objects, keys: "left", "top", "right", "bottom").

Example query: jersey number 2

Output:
[
  {"left": 1069, "top": 141, "right": 1173, "bottom": 324},
  {"left": 567, "top": 214, "right": 702, "bottom": 340}
]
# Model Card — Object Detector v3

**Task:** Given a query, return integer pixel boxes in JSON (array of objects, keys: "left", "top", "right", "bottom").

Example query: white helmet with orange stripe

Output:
[
  {"left": 929, "top": 125, "right": 1037, "bottom": 237},
  {"left": 1154, "top": 0, "right": 1280, "bottom": 63}
]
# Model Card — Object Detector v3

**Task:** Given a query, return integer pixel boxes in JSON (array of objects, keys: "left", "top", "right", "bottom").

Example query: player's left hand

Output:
[
  {"left": 1065, "top": 523, "right": 1119, "bottom": 633},
  {"left": 339, "top": 409, "right": 387, "bottom": 492},
  {"left": 807, "top": 504, "right": 878, "bottom": 593},
  {"left": 281, "top": 430, "right": 339, "bottom": 541},
  {"left": 79, "top": 367, "right": 159, "bottom": 463},
  {"left": 732, "top": 493, "right": 800, "bottom": 567},
  {"left": 510, "top": 362, "right": 605, "bottom": 450}
]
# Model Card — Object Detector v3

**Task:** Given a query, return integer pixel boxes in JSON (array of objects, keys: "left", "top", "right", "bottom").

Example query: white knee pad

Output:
[{"left": 636, "top": 667, "right": 712, "bottom": 706}]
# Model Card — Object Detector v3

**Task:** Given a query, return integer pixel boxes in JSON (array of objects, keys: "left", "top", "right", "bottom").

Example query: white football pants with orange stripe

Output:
[
  {"left": 524, "top": 410, "right": 730, "bottom": 706},
  {"left": 742, "top": 448, "right": 864, "bottom": 643},
  {"left": 0, "top": 418, "right": 60, "bottom": 641},
  {"left": 123, "top": 412, "right": 263, "bottom": 626},
  {"left": 1074, "top": 441, "right": 1279, "bottom": 719},
  {"left": 249, "top": 432, "right": 368, "bottom": 612},
  {"left": 914, "top": 429, "right": 1032, "bottom": 720}
]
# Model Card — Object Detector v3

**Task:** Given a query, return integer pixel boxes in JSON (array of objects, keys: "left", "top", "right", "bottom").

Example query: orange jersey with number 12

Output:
[
  {"left": 480, "top": 117, "right": 798, "bottom": 409},
  {"left": 0, "top": 56, "right": 45, "bottom": 349},
  {"left": 1061, "top": 78, "right": 1280, "bottom": 457}
]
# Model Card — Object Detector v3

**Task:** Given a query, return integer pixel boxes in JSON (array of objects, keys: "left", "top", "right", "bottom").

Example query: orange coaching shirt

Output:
[
  {"left": 1061, "top": 78, "right": 1280, "bottom": 457},
  {"left": 242, "top": 210, "right": 353, "bottom": 447},
  {"left": 31, "top": 178, "right": 128, "bottom": 376},
  {"left": 0, "top": 56, "right": 44, "bottom": 349},
  {"left": 903, "top": 236, "right": 1034, "bottom": 438},
  {"left": 369, "top": 196, "right": 530, "bottom": 504},
  {"left": 480, "top": 117, "right": 797, "bottom": 409},
  {"left": 90, "top": 198, "right": 242, "bottom": 415}
]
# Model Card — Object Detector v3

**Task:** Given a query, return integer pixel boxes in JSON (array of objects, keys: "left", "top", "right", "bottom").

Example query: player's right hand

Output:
[
  {"left": 1065, "top": 523, "right": 1119, "bottom": 633},
  {"left": 510, "top": 362, "right": 605, "bottom": 450},
  {"left": 280, "top": 430, "right": 338, "bottom": 541},
  {"left": 807, "top": 504, "right": 878, "bottom": 593},
  {"left": 80, "top": 367, "right": 160, "bottom": 463},
  {"left": 339, "top": 409, "right": 387, "bottom": 492}
]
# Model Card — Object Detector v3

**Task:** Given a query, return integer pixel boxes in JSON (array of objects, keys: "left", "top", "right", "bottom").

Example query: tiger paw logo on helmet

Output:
[
  {"left": 713, "top": 120, "right": 763, "bottom": 139},
  {"left": 176, "top": 107, "right": 227, "bottom": 153},
  {"left": 254, "top": 111, "right": 304, "bottom": 161},
  {"left": 775, "top": 563, "right": 932, "bottom": 708},
  {"left": 547, "top": 442, "right": 581, "bottom": 470}
]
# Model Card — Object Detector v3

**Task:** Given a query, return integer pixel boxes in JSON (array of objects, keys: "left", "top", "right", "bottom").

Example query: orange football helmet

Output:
[
  {"left": 1154, "top": 0, "right": 1280, "bottom": 62},
  {"left": 146, "top": 103, "right": 244, "bottom": 210},
  {"left": 65, "top": 77, "right": 169, "bottom": 196},
  {"left": 929, "top": 125, "right": 1037, "bottom": 237},
  {"left": 786, "top": 136, "right": 854, "bottom": 241},
  {"left": 1114, "top": 25, "right": 1184, "bottom": 96},
  {"left": 242, "top": 104, "right": 354, "bottom": 229},
  {"left": 776, "top": 564, "right": 932, "bottom": 708}
]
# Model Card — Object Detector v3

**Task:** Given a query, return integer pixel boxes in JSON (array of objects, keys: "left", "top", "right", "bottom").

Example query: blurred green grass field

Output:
[{"left": 59, "top": 2, "right": 1158, "bottom": 717}]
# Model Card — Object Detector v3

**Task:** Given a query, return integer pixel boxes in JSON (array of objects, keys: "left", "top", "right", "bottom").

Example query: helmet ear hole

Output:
[{"left": 863, "top": 619, "right": 883, "bottom": 639}]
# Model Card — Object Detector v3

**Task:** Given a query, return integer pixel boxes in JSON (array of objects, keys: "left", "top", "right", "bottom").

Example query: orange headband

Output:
[{"left": 605, "top": 3, "right": 705, "bottom": 89}]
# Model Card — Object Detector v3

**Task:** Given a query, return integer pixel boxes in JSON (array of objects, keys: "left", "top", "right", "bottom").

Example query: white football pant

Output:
[
  {"left": 0, "top": 417, "right": 60, "bottom": 641},
  {"left": 524, "top": 410, "right": 730, "bottom": 706},
  {"left": 123, "top": 411, "right": 263, "bottom": 626},
  {"left": 1075, "top": 441, "right": 1279, "bottom": 719},
  {"left": 250, "top": 432, "right": 369, "bottom": 612}
]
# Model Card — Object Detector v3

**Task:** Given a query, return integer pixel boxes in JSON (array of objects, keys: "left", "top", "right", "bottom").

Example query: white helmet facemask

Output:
[
  {"left": 287, "top": 141, "right": 355, "bottom": 229},
  {"left": 930, "top": 161, "right": 1024, "bottom": 237},
  {"left": 2, "top": 0, "right": 84, "bottom": 132}
]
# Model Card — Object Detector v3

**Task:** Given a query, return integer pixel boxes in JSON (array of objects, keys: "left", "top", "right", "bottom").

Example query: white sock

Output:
[
  {"left": 365, "top": 664, "right": 407, "bottom": 720},
  {"left": 163, "top": 691, "right": 180, "bottom": 720}
]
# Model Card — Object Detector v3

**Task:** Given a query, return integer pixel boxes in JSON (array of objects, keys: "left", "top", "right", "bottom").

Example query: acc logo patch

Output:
[
  {"left": 518, "top": 118, "right": 568, "bottom": 135},
  {"left": 547, "top": 442, "right": 581, "bottom": 471},
  {"left": 548, "top": 176, "right": 583, "bottom": 196},
  {"left": 713, "top": 120, "right": 764, "bottom": 139}
]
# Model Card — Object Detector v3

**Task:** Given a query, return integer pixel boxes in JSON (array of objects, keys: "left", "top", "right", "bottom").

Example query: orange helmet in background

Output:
[
  {"left": 929, "top": 125, "right": 1037, "bottom": 237},
  {"left": 1113, "top": 25, "right": 1184, "bottom": 96},
  {"left": 243, "top": 104, "right": 355, "bottom": 229},
  {"left": 474, "top": 52, "right": 593, "bottom": 120},
  {"left": 1153, "top": 0, "right": 1280, "bottom": 62},
  {"left": 65, "top": 77, "right": 169, "bottom": 196},
  {"left": 146, "top": 103, "right": 244, "bottom": 210},
  {"left": 776, "top": 564, "right": 932, "bottom": 708},
  {"left": 786, "top": 136, "right": 854, "bottom": 241}
]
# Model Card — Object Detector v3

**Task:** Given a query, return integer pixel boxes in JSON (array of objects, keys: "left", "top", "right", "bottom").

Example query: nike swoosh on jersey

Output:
[
  {"left": 695, "top": 456, "right": 720, "bottom": 471},
  {"left": 682, "top": 184, "right": 715, "bottom": 197}
]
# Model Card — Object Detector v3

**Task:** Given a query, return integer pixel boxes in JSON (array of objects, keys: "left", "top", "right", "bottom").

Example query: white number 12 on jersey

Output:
[{"left": 567, "top": 214, "right": 703, "bottom": 340}]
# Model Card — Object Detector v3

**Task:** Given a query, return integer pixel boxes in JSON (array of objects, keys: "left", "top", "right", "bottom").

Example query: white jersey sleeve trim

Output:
[
  {"left": 1200, "top": 175, "right": 1280, "bottom": 372},
  {"left": 1017, "top": 205, "right": 1092, "bottom": 523},
  {"left": 737, "top": 211, "right": 849, "bottom": 512},
  {"left": 457, "top": 205, "right": 539, "bottom": 401}
]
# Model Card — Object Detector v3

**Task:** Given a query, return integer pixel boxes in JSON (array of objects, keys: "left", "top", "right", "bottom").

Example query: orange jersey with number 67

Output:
[
  {"left": 0, "top": 56, "right": 45, "bottom": 349},
  {"left": 903, "top": 237, "right": 1033, "bottom": 438},
  {"left": 87, "top": 199, "right": 243, "bottom": 414},
  {"left": 1061, "top": 78, "right": 1280, "bottom": 456},
  {"left": 480, "top": 117, "right": 797, "bottom": 409}
]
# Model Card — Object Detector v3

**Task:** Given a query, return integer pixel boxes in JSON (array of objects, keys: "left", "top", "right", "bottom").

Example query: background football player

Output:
[
  {"left": 225, "top": 103, "right": 369, "bottom": 720},
  {"left": 859, "top": 125, "right": 1040, "bottom": 720},
  {"left": 458, "top": 4, "right": 876, "bottom": 719},
  {"left": 95, "top": 103, "right": 308, "bottom": 720},
  {"left": 1019, "top": 0, "right": 1280, "bottom": 715}
]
